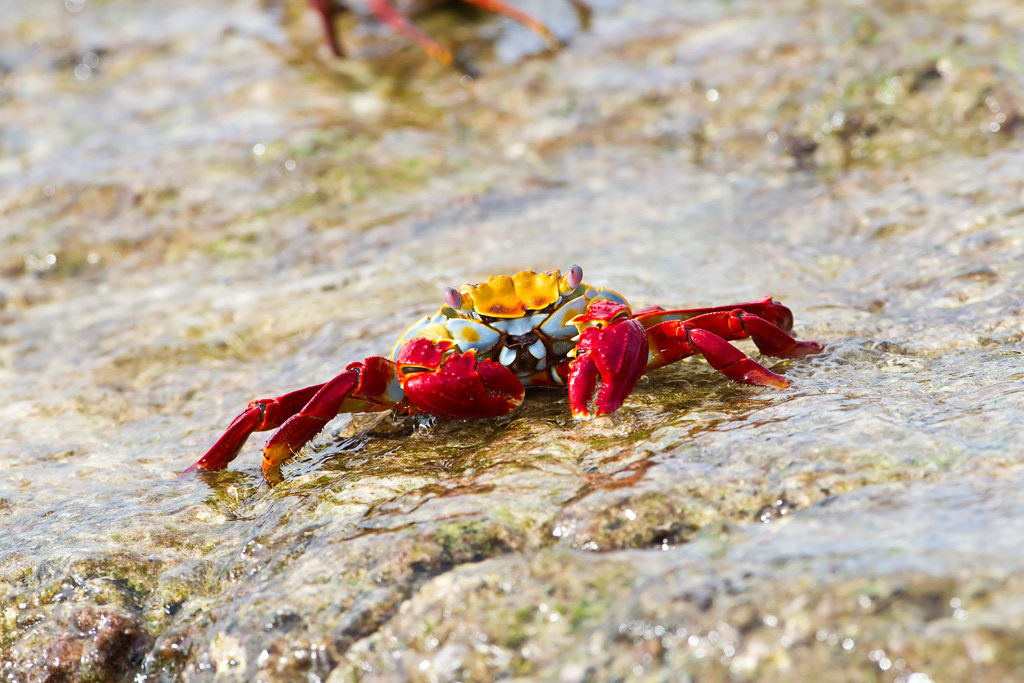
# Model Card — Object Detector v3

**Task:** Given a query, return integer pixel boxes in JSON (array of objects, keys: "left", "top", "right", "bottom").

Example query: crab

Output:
[
  {"left": 183, "top": 266, "right": 824, "bottom": 484},
  {"left": 307, "top": 0, "right": 591, "bottom": 66}
]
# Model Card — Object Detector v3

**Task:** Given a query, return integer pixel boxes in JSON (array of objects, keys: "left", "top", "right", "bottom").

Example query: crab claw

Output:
[
  {"left": 397, "top": 338, "right": 525, "bottom": 419},
  {"left": 567, "top": 301, "right": 648, "bottom": 420}
]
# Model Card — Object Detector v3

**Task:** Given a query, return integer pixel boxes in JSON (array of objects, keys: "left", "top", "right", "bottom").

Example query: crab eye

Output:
[
  {"left": 443, "top": 287, "right": 463, "bottom": 309},
  {"left": 567, "top": 264, "right": 583, "bottom": 289}
]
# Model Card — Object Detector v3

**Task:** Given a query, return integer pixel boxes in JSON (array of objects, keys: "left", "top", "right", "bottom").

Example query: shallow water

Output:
[{"left": 2, "top": 0, "right": 1024, "bottom": 681}]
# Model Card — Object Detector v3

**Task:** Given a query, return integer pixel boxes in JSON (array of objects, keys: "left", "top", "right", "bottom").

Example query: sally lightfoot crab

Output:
[
  {"left": 308, "top": 0, "right": 591, "bottom": 66},
  {"left": 184, "top": 266, "right": 824, "bottom": 484}
]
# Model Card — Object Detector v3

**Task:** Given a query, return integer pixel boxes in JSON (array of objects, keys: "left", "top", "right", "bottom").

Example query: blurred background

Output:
[{"left": 2, "top": 1, "right": 1024, "bottom": 680}]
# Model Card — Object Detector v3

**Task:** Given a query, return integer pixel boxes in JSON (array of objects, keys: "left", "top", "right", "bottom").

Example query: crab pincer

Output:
[
  {"left": 395, "top": 338, "right": 525, "bottom": 419},
  {"left": 566, "top": 300, "right": 648, "bottom": 419}
]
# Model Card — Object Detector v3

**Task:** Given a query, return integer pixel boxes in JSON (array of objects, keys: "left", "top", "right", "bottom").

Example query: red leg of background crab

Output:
[
  {"left": 645, "top": 320, "right": 791, "bottom": 388},
  {"left": 366, "top": 0, "right": 565, "bottom": 66},
  {"left": 308, "top": 0, "right": 346, "bottom": 56},
  {"left": 367, "top": 0, "right": 455, "bottom": 65},
  {"left": 459, "top": 0, "right": 557, "bottom": 46},
  {"left": 313, "top": 0, "right": 580, "bottom": 64}
]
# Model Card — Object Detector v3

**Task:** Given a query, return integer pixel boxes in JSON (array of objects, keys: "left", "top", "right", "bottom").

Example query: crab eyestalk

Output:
[
  {"left": 566, "top": 264, "right": 583, "bottom": 290},
  {"left": 567, "top": 300, "right": 648, "bottom": 419},
  {"left": 443, "top": 287, "right": 463, "bottom": 310}
]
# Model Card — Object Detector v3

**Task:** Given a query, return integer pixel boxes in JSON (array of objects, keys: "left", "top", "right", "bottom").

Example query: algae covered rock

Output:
[{"left": 2, "top": 0, "right": 1024, "bottom": 681}]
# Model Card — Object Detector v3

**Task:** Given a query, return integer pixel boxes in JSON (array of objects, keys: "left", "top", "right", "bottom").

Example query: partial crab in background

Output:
[
  {"left": 184, "top": 266, "right": 824, "bottom": 484},
  {"left": 307, "top": 0, "right": 592, "bottom": 65}
]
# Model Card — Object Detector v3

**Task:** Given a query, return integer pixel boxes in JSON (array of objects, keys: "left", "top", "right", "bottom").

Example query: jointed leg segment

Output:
[
  {"left": 183, "top": 357, "right": 403, "bottom": 484},
  {"left": 182, "top": 383, "right": 325, "bottom": 475},
  {"left": 459, "top": 0, "right": 558, "bottom": 45},
  {"left": 642, "top": 304, "right": 824, "bottom": 388},
  {"left": 646, "top": 321, "right": 790, "bottom": 387},
  {"left": 678, "top": 309, "right": 824, "bottom": 359}
]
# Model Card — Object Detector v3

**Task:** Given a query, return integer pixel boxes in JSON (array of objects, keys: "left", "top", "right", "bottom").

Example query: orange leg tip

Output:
[
  {"left": 261, "top": 444, "right": 293, "bottom": 482},
  {"left": 262, "top": 444, "right": 288, "bottom": 466},
  {"left": 427, "top": 46, "right": 454, "bottom": 67},
  {"left": 533, "top": 25, "right": 558, "bottom": 47},
  {"left": 261, "top": 462, "right": 283, "bottom": 487},
  {"left": 261, "top": 446, "right": 288, "bottom": 485},
  {"left": 751, "top": 372, "right": 789, "bottom": 389}
]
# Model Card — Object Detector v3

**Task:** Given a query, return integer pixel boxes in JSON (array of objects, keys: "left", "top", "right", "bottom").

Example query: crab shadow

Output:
[{"left": 304, "top": 357, "right": 794, "bottom": 487}]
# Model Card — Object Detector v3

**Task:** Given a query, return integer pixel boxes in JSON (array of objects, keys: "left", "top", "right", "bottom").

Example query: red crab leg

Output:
[
  {"left": 367, "top": 0, "right": 455, "bottom": 65},
  {"left": 312, "top": 0, "right": 577, "bottom": 64},
  {"left": 635, "top": 297, "right": 799, "bottom": 333},
  {"left": 182, "top": 383, "right": 325, "bottom": 475},
  {"left": 645, "top": 320, "right": 791, "bottom": 388},
  {"left": 459, "top": 0, "right": 558, "bottom": 46},
  {"left": 308, "top": 0, "right": 346, "bottom": 56},
  {"left": 183, "top": 357, "right": 404, "bottom": 484},
  {"left": 366, "top": 0, "right": 564, "bottom": 66},
  {"left": 645, "top": 309, "right": 823, "bottom": 368}
]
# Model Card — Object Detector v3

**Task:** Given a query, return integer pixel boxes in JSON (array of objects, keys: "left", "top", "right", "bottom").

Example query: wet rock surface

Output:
[{"left": 1, "top": 0, "right": 1023, "bottom": 681}]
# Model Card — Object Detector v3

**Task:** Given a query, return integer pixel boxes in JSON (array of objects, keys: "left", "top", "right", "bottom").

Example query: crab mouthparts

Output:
[{"left": 498, "top": 331, "right": 550, "bottom": 368}]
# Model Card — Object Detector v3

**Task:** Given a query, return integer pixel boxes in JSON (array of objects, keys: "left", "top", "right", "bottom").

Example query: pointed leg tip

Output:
[
  {"left": 409, "top": 35, "right": 453, "bottom": 66},
  {"left": 430, "top": 48, "right": 454, "bottom": 67},
  {"left": 261, "top": 463, "right": 283, "bottom": 487},
  {"left": 261, "top": 447, "right": 290, "bottom": 485},
  {"left": 785, "top": 340, "right": 825, "bottom": 358},
  {"left": 758, "top": 369, "right": 790, "bottom": 389},
  {"left": 806, "top": 341, "right": 827, "bottom": 355},
  {"left": 180, "top": 458, "right": 223, "bottom": 478},
  {"left": 539, "top": 28, "right": 562, "bottom": 49},
  {"left": 741, "top": 367, "right": 789, "bottom": 389}
]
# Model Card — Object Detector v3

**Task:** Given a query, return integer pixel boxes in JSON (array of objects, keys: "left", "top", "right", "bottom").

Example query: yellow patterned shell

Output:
[{"left": 459, "top": 269, "right": 574, "bottom": 318}]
